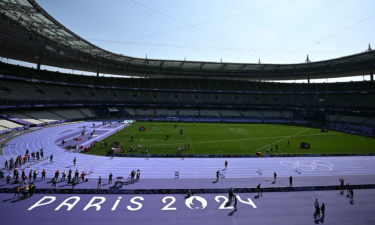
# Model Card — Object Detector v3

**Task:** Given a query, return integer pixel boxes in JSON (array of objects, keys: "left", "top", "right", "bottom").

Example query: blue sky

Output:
[{"left": 4, "top": 0, "right": 375, "bottom": 82}]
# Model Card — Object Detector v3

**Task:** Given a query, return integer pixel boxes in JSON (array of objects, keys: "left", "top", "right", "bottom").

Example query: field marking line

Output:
[
  {"left": 140, "top": 131, "right": 336, "bottom": 147},
  {"left": 253, "top": 127, "right": 311, "bottom": 152},
  {"left": 184, "top": 123, "right": 195, "bottom": 154},
  {"left": 221, "top": 130, "right": 248, "bottom": 151},
  {"left": 80, "top": 156, "right": 100, "bottom": 171}
]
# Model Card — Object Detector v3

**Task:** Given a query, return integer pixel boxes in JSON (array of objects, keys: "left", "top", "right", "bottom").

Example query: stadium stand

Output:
[
  {"left": 261, "top": 110, "right": 282, "bottom": 118},
  {"left": 363, "top": 117, "right": 375, "bottom": 125},
  {"left": 1, "top": 80, "right": 47, "bottom": 99},
  {"left": 2, "top": 110, "right": 44, "bottom": 124},
  {"left": 341, "top": 115, "right": 369, "bottom": 124},
  {"left": 156, "top": 108, "right": 177, "bottom": 116},
  {"left": 0, "top": 118, "right": 22, "bottom": 128},
  {"left": 328, "top": 114, "right": 339, "bottom": 121},
  {"left": 0, "top": 126, "right": 8, "bottom": 131},
  {"left": 177, "top": 92, "right": 194, "bottom": 102},
  {"left": 200, "top": 109, "right": 220, "bottom": 117},
  {"left": 179, "top": 109, "right": 199, "bottom": 116},
  {"left": 241, "top": 110, "right": 264, "bottom": 117},
  {"left": 220, "top": 109, "right": 241, "bottom": 117},
  {"left": 21, "top": 110, "right": 64, "bottom": 122},
  {"left": 199, "top": 93, "right": 215, "bottom": 103},
  {"left": 124, "top": 108, "right": 136, "bottom": 116},
  {"left": 1, "top": 70, "right": 375, "bottom": 111},
  {"left": 136, "top": 108, "right": 154, "bottom": 116},
  {"left": 157, "top": 92, "right": 173, "bottom": 102},
  {"left": 282, "top": 110, "right": 293, "bottom": 118},
  {"left": 78, "top": 108, "right": 96, "bottom": 117},
  {"left": 49, "top": 109, "right": 84, "bottom": 119},
  {"left": 0, "top": 89, "right": 16, "bottom": 99}
]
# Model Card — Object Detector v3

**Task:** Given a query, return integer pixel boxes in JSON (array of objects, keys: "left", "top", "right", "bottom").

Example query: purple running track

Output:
[{"left": 0, "top": 190, "right": 374, "bottom": 225}]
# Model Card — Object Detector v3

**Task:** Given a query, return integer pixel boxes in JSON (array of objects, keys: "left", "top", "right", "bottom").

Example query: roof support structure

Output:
[
  {"left": 237, "top": 64, "right": 246, "bottom": 71},
  {"left": 178, "top": 62, "right": 184, "bottom": 69},
  {"left": 258, "top": 65, "right": 266, "bottom": 71},
  {"left": 37, "top": 56, "right": 41, "bottom": 70},
  {"left": 159, "top": 61, "right": 164, "bottom": 69},
  {"left": 0, "top": 0, "right": 374, "bottom": 80},
  {"left": 218, "top": 64, "right": 226, "bottom": 71},
  {"left": 199, "top": 63, "right": 204, "bottom": 71}
]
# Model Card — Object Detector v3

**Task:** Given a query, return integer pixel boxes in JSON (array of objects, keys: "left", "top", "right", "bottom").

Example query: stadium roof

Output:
[{"left": 0, "top": 0, "right": 374, "bottom": 80}]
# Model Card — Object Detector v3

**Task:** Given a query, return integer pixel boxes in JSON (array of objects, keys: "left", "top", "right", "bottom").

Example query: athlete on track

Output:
[{"left": 257, "top": 183, "right": 262, "bottom": 196}]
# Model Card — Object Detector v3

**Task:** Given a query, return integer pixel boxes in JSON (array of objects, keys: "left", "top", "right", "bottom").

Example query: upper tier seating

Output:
[{"left": 2, "top": 62, "right": 375, "bottom": 92}]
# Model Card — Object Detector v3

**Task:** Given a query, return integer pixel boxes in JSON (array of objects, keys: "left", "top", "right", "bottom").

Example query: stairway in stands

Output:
[
  {"left": 279, "top": 110, "right": 285, "bottom": 118},
  {"left": 336, "top": 114, "right": 344, "bottom": 122},
  {"left": 361, "top": 116, "right": 374, "bottom": 125},
  {"left": 48, "top": 110, "right": 67, "bottom": 119},
  {"left": 12, "top": 110, "right": 44, "bottom": 123},
  {"left": 76, "top": 109, "right": 89, "bottom": 117},
  {"left": 258, "top": 110, "right": 266, "bottom": 117}
]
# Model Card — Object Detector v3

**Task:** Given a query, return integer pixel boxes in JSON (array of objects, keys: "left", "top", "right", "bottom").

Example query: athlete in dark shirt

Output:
[
  {"left": 109, "top": 173, "right": 113, "bottom": 184},
  {"left": 257, "top": 183, "right": 262, "bottom": 196}
]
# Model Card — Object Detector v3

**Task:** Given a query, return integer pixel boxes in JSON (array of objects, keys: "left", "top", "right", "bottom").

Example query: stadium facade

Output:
[{"left": 0, "top": 0, "right": 375, "bottom": 131}]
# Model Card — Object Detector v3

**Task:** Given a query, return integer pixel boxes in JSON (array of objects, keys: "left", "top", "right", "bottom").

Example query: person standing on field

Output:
[
  {"left": 137, "top": 169, "right": 141, "bottom": 182},
  {"left": 109, "top": 173, "right": 113, "bottom": 184},
  {"left": 225, "top": 160, "right": 228, "bottom": 170},
  {"left": 350, "top": 189, "right": 354, "bottom": 202},
  {"left": 314, "top": 199, "right": 319, "bottom": 211},
  {"left": 274, "top": 172, "right": 277, "bottom": 182}
]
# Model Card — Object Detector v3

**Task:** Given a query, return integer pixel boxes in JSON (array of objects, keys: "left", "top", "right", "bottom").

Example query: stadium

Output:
[{"left": 0, "top": 0, "right": 375, "bottom": 224}]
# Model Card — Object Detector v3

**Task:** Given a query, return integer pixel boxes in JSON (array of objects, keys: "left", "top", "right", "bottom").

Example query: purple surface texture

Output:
[{"left": 1, "top": 190, "right": 374, "bottom": 225}]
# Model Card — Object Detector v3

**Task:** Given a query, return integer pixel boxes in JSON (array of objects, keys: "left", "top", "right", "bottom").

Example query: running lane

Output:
[
  {"left": 0, "top": 190, "right": 374, "bottom": 225},
  {"left": 1, "top": 122, "right": 375, "bottom": 179}
]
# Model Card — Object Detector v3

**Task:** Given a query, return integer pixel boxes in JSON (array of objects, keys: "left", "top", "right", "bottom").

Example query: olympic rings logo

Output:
[{"left": 280, "top": 160, "right": 334, "bottom": 171}]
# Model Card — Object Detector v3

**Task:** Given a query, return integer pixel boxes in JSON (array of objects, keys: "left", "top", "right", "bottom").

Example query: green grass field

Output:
[{"left": 84, "top": 122, "right": 375, "bottom": 156}]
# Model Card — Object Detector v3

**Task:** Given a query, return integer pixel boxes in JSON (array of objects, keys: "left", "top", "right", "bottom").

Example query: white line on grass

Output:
[
  {"left": 141, "top": 131, "right": 336, "bottom": 147},
  {"left": 184, "top": 123, "right": 195, "bottom": 154},
  {"left": 253, "top": 128, "right": 311, "bottom": 152}
]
